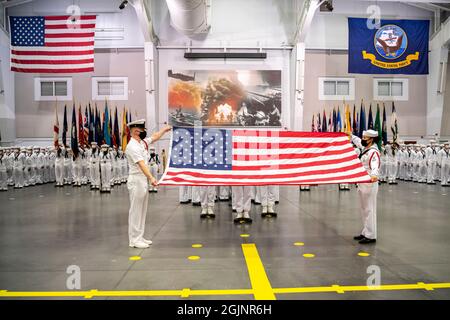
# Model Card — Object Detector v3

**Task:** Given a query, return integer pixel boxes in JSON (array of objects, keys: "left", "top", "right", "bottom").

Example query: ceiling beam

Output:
[
  {"left": 2, "top": 0, "right": 33, "bottom": 8},
  {"left": 292, "top": 0, "right": 322, "bottom": 44},
  {"left": 130, "top": 0, "right": 159, "bottom": 44}
]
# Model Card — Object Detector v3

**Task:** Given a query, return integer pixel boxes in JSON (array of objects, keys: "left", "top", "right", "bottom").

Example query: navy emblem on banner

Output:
[{"left": 348, "top": 18, "right": 429, "bottom": 74}]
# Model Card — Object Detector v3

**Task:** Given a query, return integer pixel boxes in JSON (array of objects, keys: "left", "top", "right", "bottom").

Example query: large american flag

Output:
[
  {"left": 159, "top": 127, "right": 372, "bottom": 186},
  {"left": 10, "top": 15, "right": 96, "bottom": 73}
]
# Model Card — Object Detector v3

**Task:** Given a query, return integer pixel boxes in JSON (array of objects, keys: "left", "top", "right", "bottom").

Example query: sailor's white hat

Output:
[
  {"left": 362, "top": 129, "right": 378, "bottom": 138},
  {"left": 127, "top": 119, "right": 146, "bottom": 129}
]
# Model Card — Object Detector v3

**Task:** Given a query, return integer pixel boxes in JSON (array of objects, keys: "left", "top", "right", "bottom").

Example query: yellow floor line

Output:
[
  {"left": 241, "top": 243, "right": 276, "bottom": 300},
  {"left": 0, "top": 283, "right": 449, "bottom": 298}
]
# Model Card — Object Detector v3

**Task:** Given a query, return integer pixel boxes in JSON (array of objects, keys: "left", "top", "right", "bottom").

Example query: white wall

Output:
[
  {"left": 305, "top": 0, "right": 433, "bottom": 49},
  {"left": 7, "top": 0, "right": 145, "bottom": 48},
  {"left": 0, "top": 27, "right": 15, "bottom": 144}
]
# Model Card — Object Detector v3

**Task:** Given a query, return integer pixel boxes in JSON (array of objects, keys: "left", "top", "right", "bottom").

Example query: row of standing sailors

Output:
[{"left": 178, "top": 185, "right": 280, "bottom": 223}]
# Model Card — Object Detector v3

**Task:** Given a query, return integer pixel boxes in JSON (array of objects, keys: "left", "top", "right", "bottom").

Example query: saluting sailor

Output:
[
  {"left": 351, "top": 130, "right": 380, "bottom": 244},
  {"left": 125, "top": 119, "right": 171, "bottom": 249}
]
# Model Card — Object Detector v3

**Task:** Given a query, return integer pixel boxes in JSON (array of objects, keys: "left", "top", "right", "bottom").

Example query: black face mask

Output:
[
  {"left": 139, "top": 130, "right": 147, "bottom": 140},
  {"left": 361, "top": 139, "right": 369, "bottom": 147}
]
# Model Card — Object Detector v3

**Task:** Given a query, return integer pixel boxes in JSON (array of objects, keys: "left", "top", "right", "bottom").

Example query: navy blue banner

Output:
[{"left": 348, "top": 18, "right": 429, "bottom": 74}]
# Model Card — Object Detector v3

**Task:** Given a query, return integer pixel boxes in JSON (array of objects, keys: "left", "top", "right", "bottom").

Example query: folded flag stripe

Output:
[
  {"left": 10, "top": 15, "right": 96, "bottom": 73},
  {"left": 159, "top": 127, "right": 371, "bottom": 186}
]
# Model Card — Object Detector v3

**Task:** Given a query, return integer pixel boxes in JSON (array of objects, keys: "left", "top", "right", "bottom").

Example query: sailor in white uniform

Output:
[
  {"left": 125, "top": 119, "right": 171, "bottom": 249},
  {"left": 351, "top": 130, "right": 380, "bottom": 244}
]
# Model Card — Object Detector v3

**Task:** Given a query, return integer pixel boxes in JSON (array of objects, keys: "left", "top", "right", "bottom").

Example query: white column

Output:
[
  {"left": 293, "top": 42, "right": 305, "bottom": 131},
  {"left": 0, "top": 28, "right": 15, "bottom": 144},
  {"left": 144, "top": 42, "right": 157, "bottom": 132}
]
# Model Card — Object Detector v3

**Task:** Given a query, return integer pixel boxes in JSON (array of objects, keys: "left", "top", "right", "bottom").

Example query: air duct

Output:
[{"left": 165, "top": 0, "right": 209, "bottom": 36}]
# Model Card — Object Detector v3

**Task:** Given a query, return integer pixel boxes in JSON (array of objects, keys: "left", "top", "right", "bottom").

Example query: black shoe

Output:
[
  {"left": 180, "top": 200, "right": 191, "bottom": 204},
  {"left": 244, "top": 218, "right": 253, "bottom": 224},
  {"left": 262, "top": 212, "right": 277, "bottom": 218},
  {"left": 206, "top": 213, "right": 216, "bottom": 219},
  {"left": 254, "top": 201, "right": 261, "bottom": 205},
  {"left": 234, "top": 217, "right": 245, "bottom": 224},
  {"left": 200, "top": 213, "right": 208, "bottom": 219},
  {"left": 359, "top": 238, "right": 376, "bottom": 244},
  {"left": 192, "top": 202, "right": 201, "bottom": 206},
  {"left": 353, "top": 235, "right": 365, "bottom": 241},
  {"left": 219, "top": 198, "right": 229, "bottom": 202}
]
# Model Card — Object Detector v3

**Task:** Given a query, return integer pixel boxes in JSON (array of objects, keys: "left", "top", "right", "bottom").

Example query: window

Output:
[
  {"left": 34, "top": 77, "right": 72, "bottom": 101},
  {"left": 319, "top": 77, "right": 355, "bottom": 100},
  {"left": 373, "top": 78, "right": 408, "bottom": 101},
  {"left": 92, "top": 77, "right": 128, "bottom": 100}
]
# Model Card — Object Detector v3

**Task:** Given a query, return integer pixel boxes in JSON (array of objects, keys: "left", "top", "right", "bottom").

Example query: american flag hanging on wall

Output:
[
  {"left": 159, "top": 127, "right": 372, "bottom": 186},
  {"left": 10, "top": 15, "right": 96, "bottom": 73}
]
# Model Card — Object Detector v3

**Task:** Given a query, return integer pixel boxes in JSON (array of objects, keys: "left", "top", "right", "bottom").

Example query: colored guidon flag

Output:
[
  {"left": 159, "top": 127, "right": 372, "bottom": 186},
  {"left": 10, "top": 15, "right": 96, "bottom": 73}
]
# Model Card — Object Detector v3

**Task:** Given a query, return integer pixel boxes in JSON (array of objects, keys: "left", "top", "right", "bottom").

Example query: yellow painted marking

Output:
[
  {"left": 358, "top": 252, "right": 370, "bottom": 257},
  {"left": 241, "top": 243, "right": 276, "bottom": 300},
  {"left": 188, "top": 256, "right": 200, "bottom": 261},
  {"left": 1, "top": 282, "right": 450, "bottom": 298},
  {"left": 181, "top": 288, "right": 191, "bottom": 298},
  {"left": 293, "top": 242, "right": 305, "bottom": 246},
  {"left": 303, "top": 253, "right": 315, "bottom": 258},
  {"left": 240, "top": 234, "right": 250, "bottom": 238},
  {"left": 129, "top": 256, "right": 141, "bottom": 261},
  {"left": 192, "top": 244, "right": 203, "bottom": 248}
]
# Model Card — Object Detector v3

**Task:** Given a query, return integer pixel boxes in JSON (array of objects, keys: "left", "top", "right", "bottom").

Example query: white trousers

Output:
[
  {"left": 191, "top": 186, "right": 201, "bottom": 203},
  {"left": 259, "top": 185, "right": 276, "bottom": 207},
  {"left": 0, "top": 170, "right": 7, "bottom": 190},
  {"left": 427, "top": 160, "right": 436, "bottom": 183},
  {"left": 55, "top": 161, "right": 64, "bottom": 185},
  {"left": 90, "top": 161, "right": 100, "bottom": 187},
  {"left": 357, "top": 182, "right": 378, "bottom": 240},
  {"left": 441, "top": 161, "right": 450, "bottom": 185},
  {"left": 200, "top": 186, "right": 216, "bottom": 208},
  {"left": 218, "top": 186, "right": 230, "bottom": 200},
  {"left": 149, "top": 163, "right": 158, "bottom": 190},
  {"left": 127, "top": 174, "right": 149, "bottom": 244},
  {"left": 179, "top": 186, "right": 192, "bottom": 202},
  {"left": 14, "top": 167, "right": 24, "bottom": 188},
  {"left": 232, "top": 186, "right": 252, "bottom": 213},
  {"left": 100, "top": 162, "right": 112, "bottom": 190}
]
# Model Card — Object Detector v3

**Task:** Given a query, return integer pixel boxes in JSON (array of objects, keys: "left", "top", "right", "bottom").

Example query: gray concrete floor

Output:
[{"left": 0, "top": 182, "right": 449, "bottom": 300}]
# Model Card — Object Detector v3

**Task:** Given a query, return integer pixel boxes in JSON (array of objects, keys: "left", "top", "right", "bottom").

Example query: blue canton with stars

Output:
[
  {"left": 10, "top": 16, "right": 45, "bottom": 47},
  {"left": 170, "top": 127, "right": 233, "bottom": 170}
]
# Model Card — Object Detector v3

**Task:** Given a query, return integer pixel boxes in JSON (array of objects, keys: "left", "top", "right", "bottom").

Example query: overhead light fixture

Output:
[{"left": 119, "top": 0, "right": 129, "bottom": 10}]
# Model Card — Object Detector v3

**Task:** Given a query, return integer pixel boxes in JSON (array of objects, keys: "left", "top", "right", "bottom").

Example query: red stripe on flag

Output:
[
  {"left": 161, "top": 171, "right": 371, "bottom": 186},
  {"left": 12, "top": 50, "right": 94, "bottom": 56},
  {"left": 45, "top": 15, "right": 97, "bottom": 20},
  {"left": 232, "top": 154, "right": 358, "bottom": 171},
  {"left": 12, "top": 58, "right": 94, "bottom": 65},
  {"left": 232, "top": 147, "right": 355, "bottom": 161},
  {"left": 45, "top": 24, "right": 96, "bottom": 29},
  {"left": 232, "top": 130, "right": 348, "bottom": 138},
  {"left": 44, "top": 41, "right": 95, "bottom": 47},
  {"left": 232, "top": 140, "right": 349, "bottom": 149},
  {"left": 11, "top": 67, "right": 94, "bottom": 73},
  {"left": 165, "top": 163, "right": 364, "bottom": 180},
  {"left": 45, "top": 32, "right": 95, "bottom": 38}
]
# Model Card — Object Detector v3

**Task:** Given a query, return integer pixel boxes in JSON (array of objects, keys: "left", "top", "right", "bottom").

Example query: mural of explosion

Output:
[{"left": 168, "top": 70, "right": 281, "bottom": 127}]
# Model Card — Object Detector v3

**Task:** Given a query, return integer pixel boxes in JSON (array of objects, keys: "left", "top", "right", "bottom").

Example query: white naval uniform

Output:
[
  {"left": 439, "top": 148, "right": 450, "bottom": 186},
  {"left": 90, "top": 149, "right": 100, "bottom": 189},
  {"left": 352, "top": 135, "right": 380, "bottom": 240},
  {"left": 0, "top": 154, "right": 7, "bottom": 191},
  {"left": 125, "top": 136, "right": 153, "bottom": 245},
  {"left": 13, "top": 152, "right": 25, "bottom": 188},
  {"left": 425, "top": 146, "right": 438, "bottom": 184},
  {"left": 179, "top": 186, "right": 192, "bottom": 203},
  {"left": 258, "top": 185, "right": 276, "bottom": 209},
  {"left": 200, "top": 186, "right": 216, "bottom": 209},
  {"left": 100, "top": 151, "right": 112, "bottom": 192},
  {"left": 55, "top": 149, "right": 64, "bottom": 186},
  {"left": 232, "top": 186, "right": 252, "bottom": 214}
]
